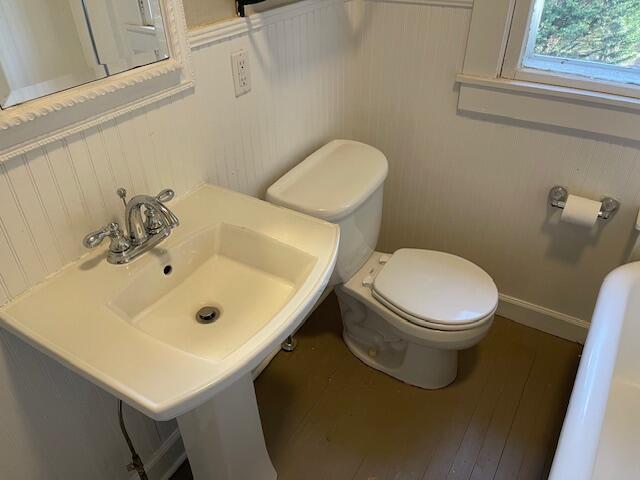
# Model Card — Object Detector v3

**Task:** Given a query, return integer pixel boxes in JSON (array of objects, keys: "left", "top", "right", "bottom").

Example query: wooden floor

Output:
[{"left": 172, "top": 294, "right": 581, "bottom": 480}]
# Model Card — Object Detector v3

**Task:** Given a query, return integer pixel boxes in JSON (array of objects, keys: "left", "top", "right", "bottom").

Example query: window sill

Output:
[{"left": 456, "top": 74, "right": 640, "bottom": 142}]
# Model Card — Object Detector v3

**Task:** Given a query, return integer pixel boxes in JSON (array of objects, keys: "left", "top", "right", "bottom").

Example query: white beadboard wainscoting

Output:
[
  {"left": 0, "top": 1, "right": 354, "bottom": 478},
  {"left": 189, "top": 0, "right": 355, "bottom": 198},
  {"left": 348, "top": 0, "right": 640, "bottom": 337}
]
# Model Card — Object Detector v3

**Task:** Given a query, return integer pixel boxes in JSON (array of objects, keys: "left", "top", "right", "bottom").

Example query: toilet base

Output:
[
  {"left": 337, "top": 287, "right": 461, "bottom": 389},
  {"left": 342, "top": 328, "right": 458, "bottom": 389}
]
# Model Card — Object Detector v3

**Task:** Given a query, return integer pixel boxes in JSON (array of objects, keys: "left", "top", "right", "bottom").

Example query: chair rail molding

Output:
[
  {"left": 0, "top": 0, "right": 194, "bottom": 163},
  {"left": 188, "top": 0, "right": 350, "bottom": 49}
]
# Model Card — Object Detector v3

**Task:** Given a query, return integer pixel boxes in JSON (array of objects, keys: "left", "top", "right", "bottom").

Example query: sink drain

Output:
[{"left": 196, "top": 306, "right": 221, "bottom": 324}]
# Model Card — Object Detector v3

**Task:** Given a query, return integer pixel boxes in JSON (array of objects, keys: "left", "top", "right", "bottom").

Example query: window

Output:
[
  {"left": 503, "top": 0, "right": 640, "bottom": 98},
  {"left": 457, "top": 0, "right": 640, "bottom": 142}
]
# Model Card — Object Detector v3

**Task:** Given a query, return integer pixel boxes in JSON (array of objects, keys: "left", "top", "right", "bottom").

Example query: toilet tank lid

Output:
[{"left": 266, "top": 140, "right": 388, "bottom": 222}]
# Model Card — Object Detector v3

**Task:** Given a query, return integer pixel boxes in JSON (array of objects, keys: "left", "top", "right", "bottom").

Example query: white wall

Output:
[
  {"left": 0, "top": 1, "right": 353, "bottom": 477},
  {"left": 347, "top": 0, "right": 640, "bottom": 322},
  {"left": 183, "top": 0, "right": 237, "bottom": 27},
  {"left": 190, "top": 1, "right": 356, "bottom": 197},
  {"left": 182, "top": 0, "right": 300, "bottom": 27},
  {"left": 0, "top": 64, "right": 9, "bottom": 102}
]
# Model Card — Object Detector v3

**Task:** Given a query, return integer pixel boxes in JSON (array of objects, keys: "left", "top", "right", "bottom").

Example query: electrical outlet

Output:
[{"left": 231, "top": 50, "right": 251, "bottom": 97}]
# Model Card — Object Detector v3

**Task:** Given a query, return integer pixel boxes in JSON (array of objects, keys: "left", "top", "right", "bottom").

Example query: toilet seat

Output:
[
  {"left": 371, "top": 249, "right": 498, "bottom": 332},
  {"left": 339, "top": 251, "right": 497, "bottom": 356}
]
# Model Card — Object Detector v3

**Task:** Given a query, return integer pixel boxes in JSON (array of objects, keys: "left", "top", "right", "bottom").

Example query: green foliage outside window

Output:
[{"left": 534, "top": 0, "right": 640, "bottom": 66}]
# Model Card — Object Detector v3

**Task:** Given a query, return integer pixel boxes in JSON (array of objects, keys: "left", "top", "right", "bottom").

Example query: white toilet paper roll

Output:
[{"left": 561, "top": 194, "right": 602, "bottom": 227}]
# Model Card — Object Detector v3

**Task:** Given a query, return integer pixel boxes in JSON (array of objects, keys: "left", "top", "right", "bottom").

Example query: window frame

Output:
[
  {"left": 457, "top": 0, "right": 640, "bottom": 142},
  {"left": 501, "top": 0, "right": 640, "bottom": 100}
]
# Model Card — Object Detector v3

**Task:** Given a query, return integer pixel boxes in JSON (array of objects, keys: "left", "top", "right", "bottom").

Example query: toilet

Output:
[{"left": 267, "top": 140, "right": 498, "bottom": 389}]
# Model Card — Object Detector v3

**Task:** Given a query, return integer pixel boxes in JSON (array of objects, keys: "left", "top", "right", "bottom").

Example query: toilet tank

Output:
[{"left": 266, "top": 140, "right": 388, "bottom": 285}]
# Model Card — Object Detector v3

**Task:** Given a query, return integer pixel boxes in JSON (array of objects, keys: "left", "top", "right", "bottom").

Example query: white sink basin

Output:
[
  {"left": 111, "top": 223, "right": 315, "bottom": 362},
  {"left": 0, "top": 184, "right": 339, "bottom": 420}
]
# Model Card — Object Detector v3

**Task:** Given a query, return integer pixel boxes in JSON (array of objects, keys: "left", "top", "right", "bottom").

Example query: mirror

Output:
[{"left": 0, "top": 0, "right": 170, "bottom": 109}]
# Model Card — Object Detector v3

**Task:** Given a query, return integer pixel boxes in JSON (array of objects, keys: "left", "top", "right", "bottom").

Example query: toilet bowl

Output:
[
  {"left": 337, "top": 251, "right": 496, "bottom": 388},
  {"left": 267, "top": 140, "right": 498, "bottom": 388}
]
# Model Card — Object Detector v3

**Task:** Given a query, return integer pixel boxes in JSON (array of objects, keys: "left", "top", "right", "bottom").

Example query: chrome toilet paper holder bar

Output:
[{"left": 549, "top": 186, "right": 620, "bottom": 220}]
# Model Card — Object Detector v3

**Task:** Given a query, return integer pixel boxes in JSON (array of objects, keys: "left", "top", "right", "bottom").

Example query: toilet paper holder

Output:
[{"left": 549, "top": 186, "right": 620, "bottom": 220}]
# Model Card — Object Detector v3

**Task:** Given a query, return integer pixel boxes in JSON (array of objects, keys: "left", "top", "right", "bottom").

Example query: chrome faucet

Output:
[{"left": 83, "top": 187, "right": 179, "bottom": 264}]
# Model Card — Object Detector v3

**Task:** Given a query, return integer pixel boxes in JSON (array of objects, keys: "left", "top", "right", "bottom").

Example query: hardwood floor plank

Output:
[
  {"left": 492, "top": 331, "right": 578, "bottom": 480},
  {"left": 516, "top": 344, "right": 580, "bottom": 480},
  {"left": 255, "top": 296, "right": 352, "bottom": 467},
  {"left": 446, "top": 329, "right": 535, "bottom": 480},
  {"left": 350, "top": 373, "right": 445, "bottom": 480},
  {"left": 467, "top": 347, "right": 535, "bottom": 480},
  {"left": 275, "top": 353, "right": 376, "bottom": 479},
  {"left": 422, "top": 319, "right": 512, "bottom": 480}
]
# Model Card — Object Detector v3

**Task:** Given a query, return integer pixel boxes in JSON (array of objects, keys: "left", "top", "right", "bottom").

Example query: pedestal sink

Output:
[{"left": 0, "top": 184, "right": 339, "bottom": 480}]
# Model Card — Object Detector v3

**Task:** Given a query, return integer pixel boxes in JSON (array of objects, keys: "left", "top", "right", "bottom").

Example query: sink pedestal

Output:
[{"left": 177, "top": 374, "right": 276, "bottom": 480}]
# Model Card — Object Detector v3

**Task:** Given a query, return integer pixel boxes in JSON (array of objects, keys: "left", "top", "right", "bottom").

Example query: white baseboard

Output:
[
  {"left": 497, "top": 294, "right": 589, "bottom": 344},
  {"left": 130, "top": 429, "right": 186, "bottom": 480}
]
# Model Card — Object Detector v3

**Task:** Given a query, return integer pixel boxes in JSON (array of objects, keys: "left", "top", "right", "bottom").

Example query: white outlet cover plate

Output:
[{"left": 231, "top": 50, "right": 251, "bottom": 97}]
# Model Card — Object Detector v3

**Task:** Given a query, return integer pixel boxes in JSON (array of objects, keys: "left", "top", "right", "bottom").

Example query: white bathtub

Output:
[{"left": 550, "top": 262, "right": 640, "bottom": 479}]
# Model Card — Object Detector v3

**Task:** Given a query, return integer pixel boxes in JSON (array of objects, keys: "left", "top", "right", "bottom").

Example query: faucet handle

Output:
[
  {"left": 116, "top": 187, "right": 128, "bottom": 208},
  {"left": 156, "top": 188, "right": 175, "bottom": 203},
  {"left": 83, "top": 222, "right": 131, "bottom": 253},
  {"left": 83, "top": 224, "right": 112, "bottom": 248}
]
